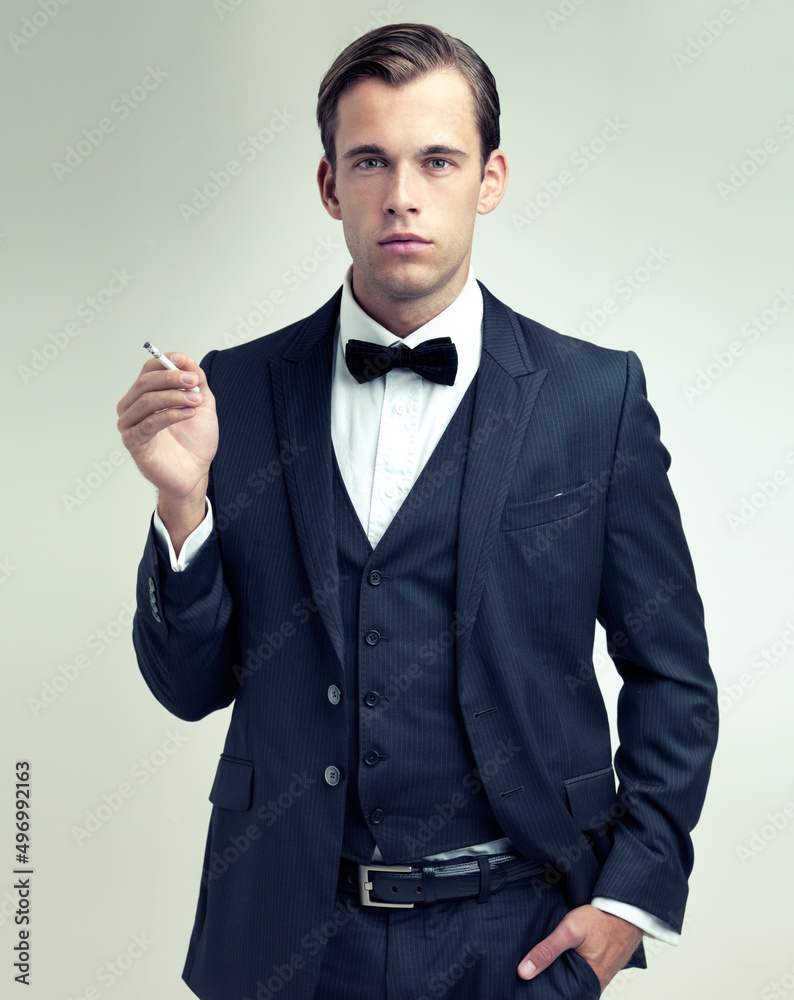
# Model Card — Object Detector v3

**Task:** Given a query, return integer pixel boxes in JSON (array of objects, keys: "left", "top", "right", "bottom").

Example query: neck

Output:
[{"left": 351, "top": 266, "right": 469, "bottom": 339}]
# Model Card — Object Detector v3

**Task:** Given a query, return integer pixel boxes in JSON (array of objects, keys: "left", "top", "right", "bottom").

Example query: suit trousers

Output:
[{"left": 313, "top": 871, "right": 603, "bottom": 999}]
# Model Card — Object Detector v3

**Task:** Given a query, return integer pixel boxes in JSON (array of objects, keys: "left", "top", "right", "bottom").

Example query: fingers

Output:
[
  {"left": 517, "top": 912, "right": 584, "bottom": 980},
  {"left": 116, "top": 354, "right": 207, "bottom": 448},
  {"left": 117, "top": 353, "right": 204, "bottom": 414},
  {"left": 164, "top": 352, "right": 206, "bottom": 385}
]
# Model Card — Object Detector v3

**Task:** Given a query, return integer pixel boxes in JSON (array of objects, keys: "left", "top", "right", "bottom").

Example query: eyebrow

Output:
[{"left": 341, "top": 143, "right": 470, "bottom": 160}]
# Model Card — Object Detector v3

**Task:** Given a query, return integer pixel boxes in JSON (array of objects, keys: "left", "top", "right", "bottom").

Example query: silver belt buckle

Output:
[{"left": 358, "top": 863, "right": 415, "bottom": 908}]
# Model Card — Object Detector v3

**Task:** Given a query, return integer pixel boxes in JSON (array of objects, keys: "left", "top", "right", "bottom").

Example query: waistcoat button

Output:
[
  {"left": 364, "top": 691, "right": 381, "bottom": 707},
  {"left": 364, "top": 750, "right": 380, "bottom": 766},
  {"left": 367, "top": 569, "right": 382, "bottom": 586},
  {"left": 364, "top": 629, "right": 381, "bottom": 646},
  {"left": 371, "top": 808, "right": 385, "bottom": 824}
]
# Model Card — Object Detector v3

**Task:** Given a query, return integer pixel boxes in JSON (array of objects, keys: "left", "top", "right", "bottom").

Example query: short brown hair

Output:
[{"left": 316, "top": 23, "right": 501, "bottom": 178}]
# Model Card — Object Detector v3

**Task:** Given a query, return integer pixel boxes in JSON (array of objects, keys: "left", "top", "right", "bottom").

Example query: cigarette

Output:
[{"left": 143, "top": 342, "right": 200, "bottom": 392}]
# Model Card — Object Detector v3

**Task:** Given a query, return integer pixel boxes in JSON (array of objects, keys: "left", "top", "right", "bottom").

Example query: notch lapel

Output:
[
  {"left": 270, "top": 291, "right": 346, "bottom": 671},
  {"left": 455, "top": 283, "right": 548, "bottom": 665}
]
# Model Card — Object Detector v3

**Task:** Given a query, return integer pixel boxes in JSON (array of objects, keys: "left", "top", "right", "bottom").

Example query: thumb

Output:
[
  {"left": 165, "top": 352, "right": 210, "bottom": 393},
  {"left": 517, "top": 913, "right": 584, "bottom": 980}
]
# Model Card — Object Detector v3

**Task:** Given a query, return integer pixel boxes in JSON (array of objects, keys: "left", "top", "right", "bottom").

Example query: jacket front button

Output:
[
  {"left": 364, "top": 630, "right": 381, "bottom": 646},
  {"left": 327, "top": 684, "right": 341, "bottom": 705},
  {"left": 324, "top": 766, "right": 341, "bottom": 786}
]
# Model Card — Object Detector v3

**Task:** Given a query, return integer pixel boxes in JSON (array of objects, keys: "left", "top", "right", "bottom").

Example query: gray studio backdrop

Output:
[{"left": 2, "top": 1, "right": 793, "bottom": 997}]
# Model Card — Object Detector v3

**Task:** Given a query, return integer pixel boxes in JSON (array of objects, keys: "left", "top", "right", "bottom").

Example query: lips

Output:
[
  {"left": 379, "top": 233, "right": 430, "bottom": 244},
  {"left": 378, "top": 233, "right": 433, "bottom": 254}
]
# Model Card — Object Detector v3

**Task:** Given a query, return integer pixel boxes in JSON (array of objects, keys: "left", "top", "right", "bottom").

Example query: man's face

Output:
[{"left": 317, "top": 68, "right": 507, "bottom": 328}]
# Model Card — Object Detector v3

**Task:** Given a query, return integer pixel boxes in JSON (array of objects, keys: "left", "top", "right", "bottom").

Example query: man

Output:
[{"left": 117, "top": 23, "right": 718, "bottom": 1000}]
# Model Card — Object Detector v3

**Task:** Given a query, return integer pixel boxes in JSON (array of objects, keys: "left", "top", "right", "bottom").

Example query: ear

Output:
[
  {"left": 317, "top": 156, "right": 343, "bottom": 220},
  {"left": 477, "top": 149, "right": 509, "bottom": 216}
]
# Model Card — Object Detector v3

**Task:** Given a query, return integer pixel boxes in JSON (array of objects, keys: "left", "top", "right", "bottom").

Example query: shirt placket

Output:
[{"left": 367, "top": 370, "right": 421, "bottom": 547}]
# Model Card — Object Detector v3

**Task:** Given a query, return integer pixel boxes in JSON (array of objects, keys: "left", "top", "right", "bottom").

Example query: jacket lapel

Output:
[
  {"left": 455, "top": 282, "right": 548, "bottom": 665},
  {"left": 269, "top": 281, "right": 549, "bottom": 675},
  {"left": 270, "top": 290, "right": 346, "bottom": 671}
]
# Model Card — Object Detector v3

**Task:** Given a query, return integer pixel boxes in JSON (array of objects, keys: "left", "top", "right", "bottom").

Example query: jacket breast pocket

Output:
[
  {"left": 500, "top": 480, "right": 592, "bottom": 531},
  {"left": 208, "top": 753, "right": 254, "bottom": 811}
]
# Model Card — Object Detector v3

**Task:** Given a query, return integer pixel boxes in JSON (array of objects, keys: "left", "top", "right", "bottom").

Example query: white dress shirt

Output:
[{"left": 152, "top": 264, "right": 678, "bottom": 943}]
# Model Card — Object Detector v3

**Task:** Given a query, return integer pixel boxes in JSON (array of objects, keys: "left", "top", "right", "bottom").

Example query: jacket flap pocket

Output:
[
  {"left": 563, "top": 766, "right": 616, "bottom": 829},
  {"left": 501, "top": 481, "right": 592, "bottom": 531},
  {"left": 209, "top": 754, "right": 253, "bottom": 811}
]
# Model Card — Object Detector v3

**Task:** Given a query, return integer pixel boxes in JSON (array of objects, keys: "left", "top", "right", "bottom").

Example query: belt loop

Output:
[
  {"left": 477, "top": 856, "right": 491, "bottom": 904},
  {"left": 422, "top": 865, "right": 437, "bottom": 904}
]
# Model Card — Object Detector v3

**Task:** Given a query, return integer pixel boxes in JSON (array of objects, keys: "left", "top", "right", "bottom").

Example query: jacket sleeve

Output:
[
  {"left": 591, "top": 350, "right": 718, "bottom": 932},
  {"left": 131, "top": 348, "right": 240, "bottom": 722}
]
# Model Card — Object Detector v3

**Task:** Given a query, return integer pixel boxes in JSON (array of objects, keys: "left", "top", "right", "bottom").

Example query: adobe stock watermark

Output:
[
  {"left": 241, "top": 896, "right": 361, "bottom": 1000},
  {"left": 212, "top": 0, "right": 250, "bottom": 19},
  {"left": 222, "top": 235, "right": 341, "bottom": 346},
  {"left": 681, "top": 286, "right": 793, "bottom": 402},
  {"left": 201, "top": 772, "right": 317, "bottom": 887},
  {"left": 735, "top": 799, "right": 794, "bottom": 866},
  {"left": 545, "top": 0, "right": 591, "bottom": 30},
  {"left": 716, "top": 111, "right": 794, "bottom": 201},
  {"left": 8, "top": 0, "right": 75, "bottom": 53},
  {"left": 360, "top": 613, "right": 476, "bottom": 722},
  {"left": 178, "top": 108, "right": 295, "bottom": 223},
  {"left": 392, "top": 407, "right": 513, "bottom": 527},
  {"left": 232, "top": 570, "right": 349, "bottom": 681},
  {"left": 71, "top": 730, "right": 189, "bottom": 845},
  {"left": 402, "top": 738, "right": 523, "bottom": 856},
  {"left": 521, "top": 451, "right": 638, "bottom": 569},
  {"left": 61, "top": 447, "right": 129, "bottom": 513},
  {"left": 561, "top": 246, "right": 673, "bottom": 342},
  {"left": 692, "top": 616, "right": 794, "bottom": 735},
  {"left": 512, "top": 117, "right": 630, "bottom": 232},
  {"left": 28, "top": 601, "right": 135, "bottom": 717},
  {"left": 65, "top": 932, "right": 155, "bottom": 999},
  {"left": 565, "top": 578, "right": 683, "bottom": 695},
  {"left": 672, "top": 0, "right": 762, "bottom": 72},
  {"left": 725, "top": 448, "right": 794, "bottom": 533},
  {"left": 530, "top": 784, "right": 645, "bottom": 898},
  {"left": 600, "top": 914, "right": 690, "bottom": 999},
  {"left": 52, "top": 65, "right": 170, "bottom": 181},
  {"left": 0, "top": 556, "right": 19, "bottom": 585},
  {"left": 209, "top": 440, "right": 308, "bottom": 534},
  {"left": 17, "top": 267, "right": 135, "bottom": 384},
  {"left": 332, "top": 0, "right": 406, "bottom": 53},
  {"left": 761, "top": 963, "right": 794, "bottom": 1000},
  {"left": 416, "top": 942, "right": 484, "bottom": 1000}
]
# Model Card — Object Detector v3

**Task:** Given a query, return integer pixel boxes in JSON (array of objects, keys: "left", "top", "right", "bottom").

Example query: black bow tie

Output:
[{"left": 345, "top": 337, "right": 458, "bottom": 386}]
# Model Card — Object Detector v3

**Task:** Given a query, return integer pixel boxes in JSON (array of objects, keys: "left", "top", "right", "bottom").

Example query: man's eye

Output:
[
  {"left": 359, "top": 158, "right": 383, "bottom": 169},
  {"left": 429, "top": 159, "right": 451, "bottom": 169}
]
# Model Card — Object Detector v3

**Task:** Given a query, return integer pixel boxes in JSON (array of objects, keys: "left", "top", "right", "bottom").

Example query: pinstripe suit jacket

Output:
[{"left": 133, "top": 281, "right": 718, "bottom": 1000}]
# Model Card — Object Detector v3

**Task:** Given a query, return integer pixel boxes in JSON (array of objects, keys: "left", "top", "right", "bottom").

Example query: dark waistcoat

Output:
[{"left": 334, "top": 375, "right": 506, "bottom": 864}]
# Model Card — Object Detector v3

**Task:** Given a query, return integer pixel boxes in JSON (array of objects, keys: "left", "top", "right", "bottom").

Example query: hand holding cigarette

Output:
[
  {"left": 144, "top": 342, "right": 201, "bottom": 392},
  {"left": 116, "top": 346, "right": 218, "bottom": 549}
]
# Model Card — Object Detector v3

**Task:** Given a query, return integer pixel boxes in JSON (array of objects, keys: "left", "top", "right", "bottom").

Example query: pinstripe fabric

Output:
[
  {"left": 332, "top": 376, "right": 506, "bottom": 864},
  {"left": 315, "top": 881, "right": 601, "bottom": 999},
  {"left": 132, "top": 281, "right": 718, "bottom": 1000}
]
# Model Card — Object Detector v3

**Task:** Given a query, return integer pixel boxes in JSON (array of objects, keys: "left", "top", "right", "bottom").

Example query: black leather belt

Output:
[{"left": 338, "top": 852, "right": 547, "bottom": 908}]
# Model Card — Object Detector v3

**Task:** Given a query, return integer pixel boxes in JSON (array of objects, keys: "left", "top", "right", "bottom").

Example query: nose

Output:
[{"left": 383, "top": 162, "right": 419, "bottom": 215}]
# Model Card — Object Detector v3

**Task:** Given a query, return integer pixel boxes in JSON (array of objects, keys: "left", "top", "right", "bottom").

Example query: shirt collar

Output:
[{"left": 337, "top": 263, "right": 483, "bottom": 379}]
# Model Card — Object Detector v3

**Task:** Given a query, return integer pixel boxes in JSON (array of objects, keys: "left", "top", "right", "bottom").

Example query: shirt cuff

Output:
[
  {"left": 590, "top": 897, "right": 680, "bottom": 944},
  {"left": 152, "top": 498, "right": 213, "bottom": 572}
]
